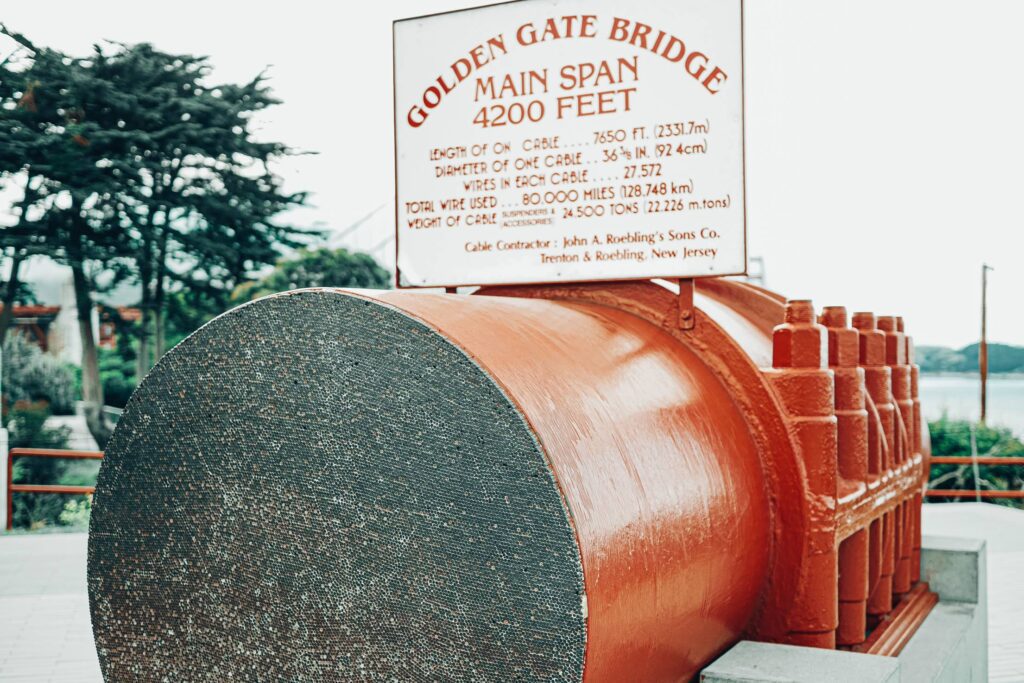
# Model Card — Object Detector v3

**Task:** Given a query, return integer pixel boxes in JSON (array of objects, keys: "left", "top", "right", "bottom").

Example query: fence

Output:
[
  {"left": 5, "top": 448, "right": 1023, "bottom": 530},
  {"left": 5, "top": 447, "right": 104, "bottom": 531},
  {"left": 927, "top": 455, "right": 1024, "bottom": 500}
]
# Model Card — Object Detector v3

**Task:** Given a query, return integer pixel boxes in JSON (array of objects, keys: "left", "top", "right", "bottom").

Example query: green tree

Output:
[
  {"left": 0, "top": 28, "right": 314, "bottom": 443},
  {"left": 0, "top": 25, "right": 140, "bottom": 444},
  {"left": 0, "top": 30, "right": 60, "bottom": 342},
  {"left": 0, "top": 185, "right": 42, "bottom": 345},
  {"left": 234, "top": 247, "right": 391, "bottom": 301},
  {"left": 83, "top": 44, "right": 312, "bottom": 375}
]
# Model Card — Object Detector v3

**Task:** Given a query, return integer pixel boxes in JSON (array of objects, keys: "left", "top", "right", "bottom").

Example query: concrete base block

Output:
[
  {"left": 919, "top": 535, "right": 986, "bottom": 603},
  {"left": 701, "top": 536, "right": 988, "bottom": 683},
  {"left": 900, "top": 535, "right": 987, "bottom": 683},
  {"left": 701, "top": 641, "right": 899, "bottom": 682}
]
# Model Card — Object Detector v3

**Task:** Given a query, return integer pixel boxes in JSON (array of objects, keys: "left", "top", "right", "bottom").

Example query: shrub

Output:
[
  {"left": 928, "top": 417, "right": 1024, "bottom": 508},
  {"left": 8, "top": 401, "right": 72, "bottom": 450},
  {"left": 101, "top": 374, "right": 135, "bottom": 409},
  {"left": 58, "top": 498, "right": 92, "bottom": 528},
  {"left": 7, "top": 402, "right": 74, "bottom": 530},
  {"left": 2, "top": 331, "right": 77, "bottom": 415},
  {"left": 99, "top": 347, "right": 137, "bottom": 409}
]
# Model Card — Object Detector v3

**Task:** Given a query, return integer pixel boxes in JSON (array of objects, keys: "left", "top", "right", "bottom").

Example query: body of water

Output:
[{"left": 920, "top": 375, "right": 1024, "bottom": 437}]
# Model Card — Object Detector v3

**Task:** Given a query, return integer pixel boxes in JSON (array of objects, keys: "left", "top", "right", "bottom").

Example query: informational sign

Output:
[{"left": 394, "top": 0, "right": 745, "bottom": 288}]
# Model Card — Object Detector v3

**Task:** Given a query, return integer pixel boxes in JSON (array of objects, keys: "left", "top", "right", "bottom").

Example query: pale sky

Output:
[{"left": 2, "top": 0, "right": 1022, "bottom": 347}]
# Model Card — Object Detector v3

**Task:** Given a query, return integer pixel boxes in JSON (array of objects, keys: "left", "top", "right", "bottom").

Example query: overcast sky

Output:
[{"left": 3, "top": 0, "right": 1022, "bottom": 347}]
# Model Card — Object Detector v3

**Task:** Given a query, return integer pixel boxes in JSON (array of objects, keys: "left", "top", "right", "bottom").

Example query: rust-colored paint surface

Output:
[
  {"left": 368, "top": 290, "right": 772, "bottom": 683},
  {"left": 472, "top": 280, "right": 809, "bottom": 643},
  {"left": 87, "top": 276, "right": 931, "bottom": 681},
  {"left": 453, "top": 280, "right": 926, "bottom": 663}
]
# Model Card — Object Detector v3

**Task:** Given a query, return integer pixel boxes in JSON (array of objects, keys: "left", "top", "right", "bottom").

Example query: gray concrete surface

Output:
[
  {"left": 702, "top": 641, "right": 899, "bottom": 682},
  {"left": 703, "top": 534, "right": 989, "bottom": 683},
  {"left": 899, "top": 535, "right": 987, "bottom": 683},
  {"left": 923, "top": 502, "right": 1024, "bottom": 682},
  {"left": 0, "top": 502, "right": 1022, "bottom": 681},
  {"left": 44, "top": 414, "right": 99, "bottom": 452},
  {"left": 0, "top": 533, "right": 101, "bottom": 682}
]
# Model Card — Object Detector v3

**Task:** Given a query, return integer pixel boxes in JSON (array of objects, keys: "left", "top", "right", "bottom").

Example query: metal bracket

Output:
[{"left": 677, "top": 278, "right": 695, "bottom": 330}]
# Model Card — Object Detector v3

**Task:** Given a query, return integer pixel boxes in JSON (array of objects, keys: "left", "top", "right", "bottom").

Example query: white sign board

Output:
[{"left": 394, "top": 0, "right": 745, "bottom": 288}]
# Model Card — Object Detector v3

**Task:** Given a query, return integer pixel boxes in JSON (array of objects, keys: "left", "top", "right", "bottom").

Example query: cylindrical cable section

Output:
[{"left": 89, "top": 288, "right": 772, "bottom": 683}]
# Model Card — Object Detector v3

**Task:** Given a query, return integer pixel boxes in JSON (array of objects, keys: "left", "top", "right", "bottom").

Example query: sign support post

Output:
[{"left": 677, "top": 278, "right": 695, "bottom": 330}]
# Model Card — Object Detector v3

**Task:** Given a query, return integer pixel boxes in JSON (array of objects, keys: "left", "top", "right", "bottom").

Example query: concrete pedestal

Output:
[{"left": 701, "top": 535, "right": 987, "bottom": 682}]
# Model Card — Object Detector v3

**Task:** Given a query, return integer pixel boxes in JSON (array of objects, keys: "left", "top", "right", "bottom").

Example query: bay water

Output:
[{"left": 920, "top": 375, "right": 1024, "bottom": 438}]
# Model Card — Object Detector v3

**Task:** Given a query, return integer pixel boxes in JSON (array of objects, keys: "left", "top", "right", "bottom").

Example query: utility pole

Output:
[{"left": 980, "top": 264, "right": 994, "bottom": 424}]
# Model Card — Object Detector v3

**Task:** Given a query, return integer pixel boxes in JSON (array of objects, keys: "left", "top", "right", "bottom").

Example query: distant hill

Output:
[{"left": 917, "top": 343, "right": 1024, "bottom": 374}]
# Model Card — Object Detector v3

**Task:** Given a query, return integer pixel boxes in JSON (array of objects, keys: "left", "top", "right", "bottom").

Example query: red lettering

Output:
[{"left": 702, "top": 67, "right": 727, "bottom": 94}]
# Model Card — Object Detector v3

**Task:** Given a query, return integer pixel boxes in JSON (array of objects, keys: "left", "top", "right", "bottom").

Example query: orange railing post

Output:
[
  {"left": 925, "top": 489, "right": 1024, "bottom": 499},
  {"left": 926, "top": 455, "right": 1024, "bottom": 500},
  {"left": 5, "top": 448, "right": 104, "bottom": 531}
]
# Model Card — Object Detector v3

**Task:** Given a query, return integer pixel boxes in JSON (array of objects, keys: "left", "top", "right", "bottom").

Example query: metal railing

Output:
[
  {"left": 5, "top": 447, "right": 104, "bottom": 531},
  {"left": 5, "top": 447, "right": 1021, "bottom": 528},
  {"left": 926, "top": 455, "right": 1024, "bottom": 500}
]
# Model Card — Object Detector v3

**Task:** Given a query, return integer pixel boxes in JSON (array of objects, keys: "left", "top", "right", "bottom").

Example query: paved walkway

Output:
[
  {"left": 44, "top": 415, "right": 100, "bottom": 452},
  {"left": 0, "top": 533, "right": 100, "bottom": 682},
  {"left": 922, "top": 501, "right": 1024, "bottom": 682},
  {"left": 0, "top": 504, "right": 1021, "bottom": 681}
]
